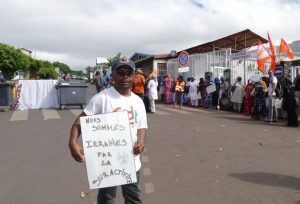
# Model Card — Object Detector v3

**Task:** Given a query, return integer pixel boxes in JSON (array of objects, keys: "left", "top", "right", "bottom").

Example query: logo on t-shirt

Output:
[{"left": 113, "top": 106, "right": 137, "bottom": 126}]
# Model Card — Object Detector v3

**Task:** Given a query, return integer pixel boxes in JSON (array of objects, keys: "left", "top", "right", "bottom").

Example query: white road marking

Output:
[
  {"left": 143, "top": 168, "right": 151, "bottom": 176},
  {"left": 145, "top": 183, "right": 154, "bottom": 193},
  {"left": 70, "top": 109, "right": 83, "bottom": 116},
  {"left": 42, "top": 109, "right": 61, "bottom": 120},
  {"left": 155, "top": 109, "right": 171, "bottom": 115},
  {"left": 141, "top": 156, "right": 149, "bottom": 163},
  {"left": 9, "top": 110, "right": 29, "bottom": 121},
  {"left": 180, "top": 106, "right": 211, "bottom": 113}
]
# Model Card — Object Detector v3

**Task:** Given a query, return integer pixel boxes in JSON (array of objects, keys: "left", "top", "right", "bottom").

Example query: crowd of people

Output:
[
  {"left": 154, "top": 70, "right": 300, "bottom": 127},
  {"left": 91, "top": 66, "right": 300, "bottom": 127}
]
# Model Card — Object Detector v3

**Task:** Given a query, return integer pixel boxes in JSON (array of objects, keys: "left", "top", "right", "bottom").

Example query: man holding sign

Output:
[{"left": 69, "top": 57, "right": 148, "bottom": 204}]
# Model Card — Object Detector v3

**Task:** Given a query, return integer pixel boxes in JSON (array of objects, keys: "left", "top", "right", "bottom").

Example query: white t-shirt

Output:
[
  {"left": 84, "top": 86, "right": 148, "bottom": 171},
  {"left": 268, "top": 76, "right": 278, "bottom": 96}
]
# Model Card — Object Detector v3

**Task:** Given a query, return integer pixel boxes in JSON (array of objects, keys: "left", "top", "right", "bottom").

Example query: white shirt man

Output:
[{"left": 266, "top": 70, "right": 278, "bottom": 122}]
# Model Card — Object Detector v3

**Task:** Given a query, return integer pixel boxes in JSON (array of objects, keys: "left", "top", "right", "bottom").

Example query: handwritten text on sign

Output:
[{"left": 80, "top": 111, "right": 137, "bottom": 189}]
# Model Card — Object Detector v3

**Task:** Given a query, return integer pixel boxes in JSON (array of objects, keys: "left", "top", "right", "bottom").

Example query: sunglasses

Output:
[{"left": 115, "top": 70, "right": 134, "bottom": 77}]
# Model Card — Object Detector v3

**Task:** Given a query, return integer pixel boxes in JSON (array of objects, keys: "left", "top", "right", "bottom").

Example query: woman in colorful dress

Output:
[
  {"left": 244, "top": 80, "right": 254, "bottom": 115},
  {"left": 164, "top": 74, "right": 173, "bottom": 104}
]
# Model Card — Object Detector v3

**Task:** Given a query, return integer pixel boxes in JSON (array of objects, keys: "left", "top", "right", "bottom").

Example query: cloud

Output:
[{"left": 1, "top": 0, "right": 300, "bottom": 70}]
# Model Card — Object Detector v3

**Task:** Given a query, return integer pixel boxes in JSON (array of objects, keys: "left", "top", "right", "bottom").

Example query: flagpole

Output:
[{"left": 278, "top": 38, "right": 282, "bottom": 63}]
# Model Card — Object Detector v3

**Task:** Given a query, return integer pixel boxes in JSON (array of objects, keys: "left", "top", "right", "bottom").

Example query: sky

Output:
[{"left": 1, "top": 0, "right": 300, "bottom": 70}]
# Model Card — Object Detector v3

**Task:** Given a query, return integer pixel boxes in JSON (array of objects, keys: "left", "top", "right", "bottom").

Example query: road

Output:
[{"left": 1, "top": 84, "right": 300, "bottom": 204}]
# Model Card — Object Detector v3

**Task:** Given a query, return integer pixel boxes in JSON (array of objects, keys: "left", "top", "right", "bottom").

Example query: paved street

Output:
[{"left": 1, "top": 85, "right": 300, "bottom": 204}]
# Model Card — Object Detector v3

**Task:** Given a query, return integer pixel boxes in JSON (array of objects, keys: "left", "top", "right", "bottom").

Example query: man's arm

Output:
[
  {"left": 133, "top": 128, "right": 146, "bottom": 155},
  {"left": 69, "top": 111, "right": 87, "bottom": 162}
]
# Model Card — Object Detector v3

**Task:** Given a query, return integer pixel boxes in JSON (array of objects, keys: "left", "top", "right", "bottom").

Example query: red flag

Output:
[
  {"left": 267, "top": 32, "right": 276, "bottom": 71},
  {"left": 279, "top": 38, "right": 294, "bottom": 59},
  {"left": 257, "top": 39, "right": 271, "bottom": 74}
]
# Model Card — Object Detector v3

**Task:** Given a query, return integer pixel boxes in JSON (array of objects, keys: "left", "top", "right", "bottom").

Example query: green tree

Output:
[
  {"left": 105, "top": 52, "right": 122, "bottom": 67},
  {"left": 85, "top": 65, "right": 95, "bottom": 76},
  {"left": 0, "top": 43, "right": 30, "bottom": 79},
  {"left": 53, "top": 61, "right": 71, "bottom": 74},
  {"left": 28, "top": 58, "right": 40, "bottom": 78},
  {"left": 39, "top": 60, "right": 58, "bottom": 79}
]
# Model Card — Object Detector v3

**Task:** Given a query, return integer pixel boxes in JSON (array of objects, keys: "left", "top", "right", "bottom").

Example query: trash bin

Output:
[
  {"left": 56, "top": 83, "right": 88, "bottom": 110},
  {"left": 0, "top": 82, "right": 12, "bottom": 107}
]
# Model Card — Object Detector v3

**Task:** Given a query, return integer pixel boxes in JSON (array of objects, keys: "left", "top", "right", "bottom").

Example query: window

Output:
[{"left": 157, "top": 63, "right": 167, "bottom": 76}]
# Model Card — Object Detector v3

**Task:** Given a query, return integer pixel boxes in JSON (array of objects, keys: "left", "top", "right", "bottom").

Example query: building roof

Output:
[
  {"left": 134, "top": 29, "right": 268, "bottom": 68},
  {"left": 130, "top": 52, "right": 152, "bottom": 62},
  {"left": 134, "top": 53, "right": 171, "bottom": 67},
  {"left": 183, "top": 29, "right": 268, "bottom": 54},
  {"left": 20, "top": 48, "right": 32, "bottom": 54}
]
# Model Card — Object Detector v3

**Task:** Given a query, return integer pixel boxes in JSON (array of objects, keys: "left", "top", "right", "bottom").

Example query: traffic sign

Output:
[
  {"left": 274, "top": 65, "right": 283, "bottom": 78},
  {"left": 178, "top": 51, "right": 189, "bottom": 67}
]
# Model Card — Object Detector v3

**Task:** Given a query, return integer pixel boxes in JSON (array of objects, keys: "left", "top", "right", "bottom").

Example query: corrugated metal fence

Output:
[{"left": 167, "top": 49, "right": 268, "bottom": 84}]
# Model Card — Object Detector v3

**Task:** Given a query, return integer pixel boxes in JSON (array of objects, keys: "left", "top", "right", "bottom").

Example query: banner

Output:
[{"left": 80, "top": 111, "right": 137, "bottom": 189}]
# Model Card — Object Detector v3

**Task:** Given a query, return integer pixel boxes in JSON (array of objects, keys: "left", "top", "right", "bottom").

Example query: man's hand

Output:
[
  {"left": 133, "top": 140, "right": 145, "bottom": 155},
  {"left": 69, "top": 111, "right": 86, "bottom": 163},
  {"left": 69, "top": 142, "right": 85, "bottom": 162},
  {"left": 133, "top": 128, "right": 146, "bottom": 155}
]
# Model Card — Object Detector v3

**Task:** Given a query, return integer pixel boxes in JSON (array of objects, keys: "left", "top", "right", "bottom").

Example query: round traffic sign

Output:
[{"left": 178, "top": 51, "right": 189, "bottom": 67}]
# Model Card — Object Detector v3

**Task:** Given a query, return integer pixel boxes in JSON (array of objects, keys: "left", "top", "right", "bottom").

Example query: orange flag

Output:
[
  {"left": 267, "top": 32, "right": 276, "bottom": 71},
  {"left": 279, "top": 38, "right": 294, "bottom": 59},
  {"left": 257, "top": 39, "right": 271, "bottom": 74},
  {"left": 147, "top": 69, "right": 157, "bottom": 79}
]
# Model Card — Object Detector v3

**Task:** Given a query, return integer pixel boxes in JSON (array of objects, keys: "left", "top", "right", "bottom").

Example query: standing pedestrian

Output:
[
  {"left": 204, "top": 74, "right": 214, "bottom": 109},
  {"left": 189, "top": 77, "right": 199, "bottom": 107},
  {"left": 164, "top": 74, "right": 173, "bottom": 104},
  {"left": 282, "top": 77, "right": 299, "bottom": 127},
  {"left": 198, "top": 78, "right": 206, "bottom": 107},
  {"left": 93, "top": 71, "right": 105, "bottom": 93},
  {"left": 69, "top": 57, "right": 148, "bottom": 204},
  {"left": 244, "top": 80, "right": 254, "bottom": 115},
  {"left": 132, "top": 69, "right": 146, "bottom": 100},
  {"left": 147, "top": 76, "right": 158, "bottom": 113},
  {"left": 265, "top": 70, "right": 278, "bottom": 122},
  {"left": 102, "top": 68, "right": 111, "bottom": 89},
  {"left": 230, "top": 76, "right": 245, "bottom": 112},
  {"left": 174, "top": 75, "right": 185, "bottom": 108}
]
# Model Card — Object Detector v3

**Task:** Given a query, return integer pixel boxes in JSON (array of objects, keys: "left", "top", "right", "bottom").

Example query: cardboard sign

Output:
[
  {"left": 80, "top": 111, "right": 137, "bottom": 189},
  {"left": 206, "top": 83, "right": 216, "bottom": 94}
]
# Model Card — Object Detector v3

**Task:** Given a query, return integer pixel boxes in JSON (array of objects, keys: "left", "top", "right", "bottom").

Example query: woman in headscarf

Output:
[
  {"left": 212, "top": 77, "right": 221, "bottom": 109},
  {"left": 204, "top": 74, "right": 214, "bottom": 109},
  {"left": 252, "top": 81, "right": 266, "bottom": 120},
  {"left": 244, "top": 80, "right": 254, "bottom": 115},
  {"left": 164, "top": 74, "right": 173, "bottom": 104},
  {"left": 282, "top": 77, "right": 299, "bottom": 127},
  {"left": 198, "top": 78, "right": 206, "bottom": 107}
]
